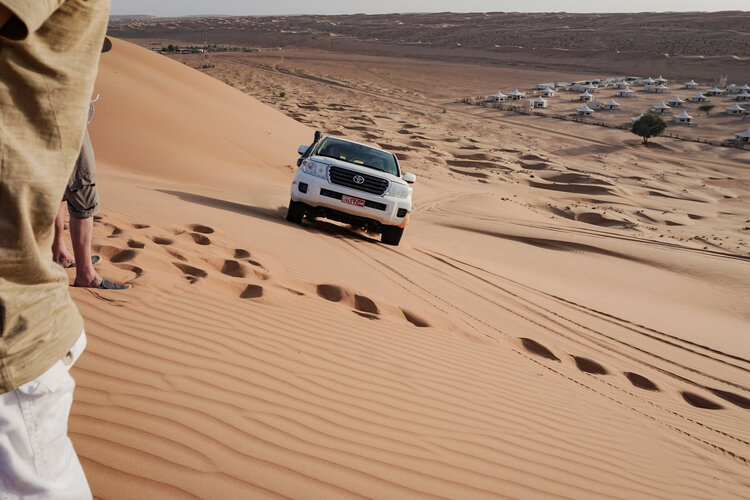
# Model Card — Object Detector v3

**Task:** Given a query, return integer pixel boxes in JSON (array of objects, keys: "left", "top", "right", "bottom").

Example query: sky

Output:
[{"left": 110, "top": 0, "right": 741, "bottom": 17}]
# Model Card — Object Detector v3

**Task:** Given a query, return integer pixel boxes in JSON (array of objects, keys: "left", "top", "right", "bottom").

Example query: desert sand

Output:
[{"left": 63, "top": 37, "right": 750, "bottom": 498}]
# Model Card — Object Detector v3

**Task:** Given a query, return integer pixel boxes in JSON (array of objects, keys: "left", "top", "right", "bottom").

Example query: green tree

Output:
[
  {"left": 631, "top": 114, "right": 668, "bottom": 144},
  {"left": 698, "top": 104, "right": 715, "bottom": 116}
]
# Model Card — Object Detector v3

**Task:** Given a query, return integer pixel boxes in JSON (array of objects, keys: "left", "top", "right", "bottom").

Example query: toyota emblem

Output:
[{"left": 353, "top": 175, "right": 366, "bottom": 185}]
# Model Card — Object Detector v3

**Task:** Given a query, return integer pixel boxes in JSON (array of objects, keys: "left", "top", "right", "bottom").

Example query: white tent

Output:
[
  {"left": 684, "top": 80, "right": 699, "bottom": 89},
  {"left": 616, "top": 81, "right": 630, "bottom": 89},
  {"left": 672, "top": 111, "right": 694, "bottom": 124},
  {"left": 727, "top": 103, "right": 746, "bottom": 115},
  {"left": 540, "top": 88, "right": 556, "bottom": 97},
  {"left": 690, "top": 93, "right": 708, "bottom": 103},
  {"left": 583, "top": 84, "right": 598, "bottom": 93},
  {"left": 653, "top": 84, "right": 670, "bottom": 93},
  {"left": 532, "top": 96, "right": 549, "bottom": 108},
  {"left": 489, "top": 90, "right": 507, "bottom": 102},
  {"left": 618, "top": 86, "right": 635, "bottom": 97},
  {"left": 736, "top": 92, "right": 750, "bottom": 102},
  {"left": 631, "top": 113, "right": 644, "bottom": 122},
  {"left": 740, "top": 84, "right": 750, "bottom": 92},
  {"left": 727, "top": 84, "right": 739, "bottom": 94},
  {"left": 668, "top": 96, "right": 685, "bottom": 107},
  {"left": 577, "top": 104, "right": 595, "bottom": 116},
  {"left": 706, "top": 87, "right": 723, "bottom": 96},
  {"left": 602, "top": 98, "right": 620, "bottom": 110},
  {"left": 508, "top": 89, "right": 525, "bottom": 100},
  {"left": 579, "top": 91, "right": 593, "bottom": 101},
  {"left": 734, "top": 128, "right": 750, "bottom": 143},
  {"left": 652, "top": 101, "right": 672, "bottom": 114},
  {"left": 640, "top": 77, "right": 655, "bottom": 86},
  {"left": 655, "top": 76, "right": 668, "bottom": 84}
]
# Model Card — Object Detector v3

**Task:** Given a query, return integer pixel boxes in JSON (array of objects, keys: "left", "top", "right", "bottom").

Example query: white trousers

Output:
[{"left": 0, "top": 332, "right": 91, "bottom": 500}]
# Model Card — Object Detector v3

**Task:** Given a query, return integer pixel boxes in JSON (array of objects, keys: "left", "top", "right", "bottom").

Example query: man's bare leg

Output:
[
  {"left": 69, "top": 216, "right": 130, "bottom": 289},
  {"left": 52, "top": 202, "right": 75, "bottom": 268},
  {"left": 69, "top": 216, "right": 100, "bottom": 287}
]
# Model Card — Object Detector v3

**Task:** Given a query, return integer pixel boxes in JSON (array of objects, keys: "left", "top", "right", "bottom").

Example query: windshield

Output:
[{"left": 315, "top": 137, "right": 399, "bottom": 176}]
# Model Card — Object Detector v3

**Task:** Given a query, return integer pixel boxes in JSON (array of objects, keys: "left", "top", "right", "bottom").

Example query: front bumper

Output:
[{"left": 291, "top": 172, "right": 411, "bottom": 227}]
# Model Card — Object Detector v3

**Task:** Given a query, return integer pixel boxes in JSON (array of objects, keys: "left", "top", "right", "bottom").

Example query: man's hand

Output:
[{"left": 0, "top": 4, "right": 12, "bottom": 30}]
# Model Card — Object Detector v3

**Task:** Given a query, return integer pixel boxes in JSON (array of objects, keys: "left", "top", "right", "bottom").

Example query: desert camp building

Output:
[
  {"left": 532, "top": 96, "right": 549, "bottom": 109},
  {"left": 690, "top": 93, "right": 708, "bottom": 103},
  {"left": 736, "top": 92, "right": 750, "bottom": 102},
  {"left": 727, "top": 103, "right": 746, "bottom": 115},
  {"left": 672, "top": 111, "right": 694, "bottom": 125},
  {"left": 684, "top": 80, "right": 700, "bottom": 90},
  {"left": 508, "top": 89, "right": 525, "bottom": 100},
  {"left": 652, "top": 102, "right": 672, "bottom": 114},
  {"left": 618, "top": 86, "right": 635, "bottom": 97},
  {"left": 540, "top": 88, "right": 557, "bottom": 98},
  {"left": 577, "top": 104, "right": 595, "bottom": 116},
  {"left": 579, "top": 91, "right": 593, "bottom": 102},
  {"left": 602, "top": 98, "right": 621, "bottom": 110},
  {"left": 489, "top": 90, "right": 507, "bottom": 102},
  {"left": 668, "top": 96, "right": 686, "bottom": 107},
  {"left": 733, "top": 128, "right": 750, "bottom": 145},
  {"left": 706, "top": 87, "right": 724, "bottom": 96}
]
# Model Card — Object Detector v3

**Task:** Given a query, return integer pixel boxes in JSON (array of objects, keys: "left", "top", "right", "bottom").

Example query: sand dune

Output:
[{"left": 63, "top": 38, "right": 750, "bottom": 498}]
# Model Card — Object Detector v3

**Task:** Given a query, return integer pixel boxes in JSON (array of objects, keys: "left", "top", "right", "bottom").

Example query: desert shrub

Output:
[
  {"left": 631, "top": 114, "right": 667, "bottom": 144},
  {"left": 698, "top": 104, "right": 715, "bottom": 116}
]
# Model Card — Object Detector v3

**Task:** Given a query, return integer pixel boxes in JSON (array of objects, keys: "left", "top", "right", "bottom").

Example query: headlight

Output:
[
  {"left": 301, "top": 159, "right": 328, "bottom": 179},
  {"left": 387, "top": 182, "right": 411, "bottom": 199}
]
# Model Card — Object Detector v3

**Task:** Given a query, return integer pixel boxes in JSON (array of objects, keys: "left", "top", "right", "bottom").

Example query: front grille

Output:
[
  {"left": 329, "top": 166, "right": 389, "bottom": 196},
  {"left": 397, "top": 208, "right": 408, "bottom": 218},
  {"left": 320, "top": 188, "right": 387, "bottom": 211}
]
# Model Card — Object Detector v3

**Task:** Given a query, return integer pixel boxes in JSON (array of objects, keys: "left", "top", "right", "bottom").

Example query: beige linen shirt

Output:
[{"left": 0, "top": 0, "right": 110, "bottom": 392}]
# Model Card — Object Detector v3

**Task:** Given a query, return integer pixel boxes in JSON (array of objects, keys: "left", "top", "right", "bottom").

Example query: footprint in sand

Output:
[
  {"left": 317, "top": 284, "right": 345, "bottom": 302},
  {"left": 247, "top": 259, "right": 266, "bottom": 270},
  {"left": 239, "top": 284, "right": 263, "bottom": 299},
  {"left": 132, "top": 223, "right": 150, "bottom": 229},
  {"left": 572, "top": 356, "right": 608, "bottom": 375},
  {"left": 172, "top": 262, "right": 208, "bottom": 284},
  {"left": 98, "top": 245, "right": 138, "bottom": 263},
  {"left": 234, "top": 249, "right": 251, "bottom": 259},
  {"left": 190, "top": 233, "right": 211, "bottom": 246},
  {"left": 127, "top": 239, "right": 145, "bottom": 249},
  {"left": 401, "top": 308, "right": 430, "bottom": 328},
  {"left": 353, "top": 294, "right": 380, "bottom": 320},
  {"left": 103, "top": 223, "right": 122, "bottom": 237},
  {"left": 167, "top": 249, "right": 187, "bottom": 261},
  {"left": 190, "top": 224, "right": 214, "bottom": 234},
  {"left": 220, "top": 260, "right": 245, "bottom": 278},
  {"left": 707, "top": 388, "right": 750, "bottom": 409},
  {"left": 624, "top": 372, "right": 659, "bottom": 391},
  {"left": 114, "top": 263, "right": 143, "bottom": 279},
  {"left": 520, "top": 338, "right": 560, "bottom": 362},
  {"left": 681, "top": 391, "right": 723, "bottom": 410},
  {"left": 152, "top": 236, "right": 173, "bottom": 245}
]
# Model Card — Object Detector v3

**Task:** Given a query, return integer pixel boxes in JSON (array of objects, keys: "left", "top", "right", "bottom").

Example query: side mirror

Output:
[
  {"left": 314, "top": 130, "right": 322, "bottom": 142},
  {"left": 297, "top": 145, "right": 309, "bottom": 156},
  {"left": 403, "top": 172, "right": 417, "bottom": 184}
]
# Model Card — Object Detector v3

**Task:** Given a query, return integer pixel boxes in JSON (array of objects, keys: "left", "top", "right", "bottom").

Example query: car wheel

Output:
[
  {"left": 286, "top": 199, "right": 305, "bottom": 224},
  {"left": 381, "top": 225, "right": 404, "bottom": 246}
]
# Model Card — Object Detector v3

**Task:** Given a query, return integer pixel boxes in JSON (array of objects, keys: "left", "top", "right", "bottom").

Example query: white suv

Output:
[{"left": 287, "top": 132, "right": 416, "bottom": 245}]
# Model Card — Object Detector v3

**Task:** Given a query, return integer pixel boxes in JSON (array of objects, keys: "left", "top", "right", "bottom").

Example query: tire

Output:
[
  {"left": 381, "top": 225, "right": 404, "bottom": 246},
  {"left": 286, "top": 199, "right": 305, "bottom": 224}
]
